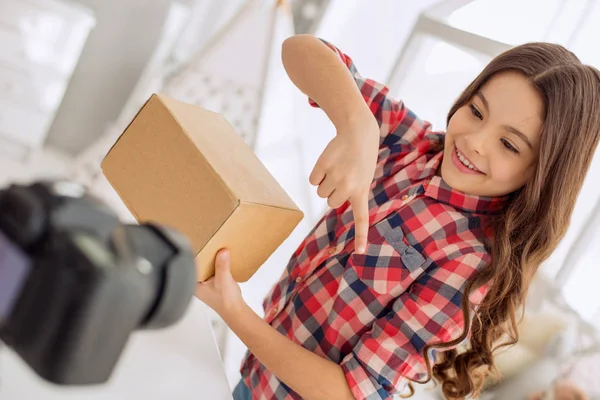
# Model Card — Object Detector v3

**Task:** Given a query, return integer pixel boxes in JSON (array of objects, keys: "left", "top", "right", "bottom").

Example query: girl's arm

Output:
[
  {"left": 227, "top": 302, "right": 355, "bottom": 400},
  {"left": 195, "top": 250, "right": 355, "bottom": 400},
  {"left": 281, "top": 34, "right": 373, "bottom": 133},
  {"left": 282, "top": 34, "right": 380, "bottom": 253}
]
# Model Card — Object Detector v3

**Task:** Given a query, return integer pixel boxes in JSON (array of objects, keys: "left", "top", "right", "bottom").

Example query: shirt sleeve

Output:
[
  {"left": 340, "top": 252, "right": 489, "bottom": 400},
  {"left": 308, "top": 38, "right": 418, "bottom": 147}
]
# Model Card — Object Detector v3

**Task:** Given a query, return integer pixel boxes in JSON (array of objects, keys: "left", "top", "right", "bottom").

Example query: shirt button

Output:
[
  {"left": 295, "top": 276, "right": 302, "bottom": 283},
  {"left": 328, "top": 248, "right": 336, "bottom": 255},
  {"left": 401, "top": 194, "right": 408, "bottom": 200}
]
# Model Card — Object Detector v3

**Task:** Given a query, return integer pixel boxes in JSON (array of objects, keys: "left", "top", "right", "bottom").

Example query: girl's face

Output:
[{"left": 441, "top": 71, "right": 544, "bottom": 197}]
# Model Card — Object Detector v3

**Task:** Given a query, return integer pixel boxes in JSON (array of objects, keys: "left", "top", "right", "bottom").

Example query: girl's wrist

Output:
[
  {"left": 220, "top": 299, "right": 252, "bottom": 325},
  {"left": 334, "top": 104, "right": 378, "bottom": 139},
  {"left": 328, "top": 95, "right": 369, "bottom": 128}
]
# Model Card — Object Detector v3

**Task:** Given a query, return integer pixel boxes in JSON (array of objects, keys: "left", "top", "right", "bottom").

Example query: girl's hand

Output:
[
  {"left": 309, "top": 112, "right": 380, "bottom": 253},
  {"left": 195, "top": 249, "right": 246, "bottom": 319}
]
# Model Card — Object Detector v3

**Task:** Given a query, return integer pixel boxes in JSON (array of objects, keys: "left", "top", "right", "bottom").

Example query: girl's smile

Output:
[{"left": 452, "top": 145, "right": 485, "bottom": 175}]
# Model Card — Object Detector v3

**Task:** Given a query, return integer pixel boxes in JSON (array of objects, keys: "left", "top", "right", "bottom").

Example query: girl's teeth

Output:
[{"left": 457, "top": 150, "right": 476, "bottom": 170}]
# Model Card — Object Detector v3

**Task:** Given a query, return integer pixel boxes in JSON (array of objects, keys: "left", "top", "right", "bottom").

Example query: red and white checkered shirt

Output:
[{"left": 240, "top": 39, "right": 506, "bottom": 400}]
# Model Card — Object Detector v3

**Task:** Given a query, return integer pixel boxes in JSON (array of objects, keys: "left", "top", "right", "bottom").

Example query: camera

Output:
[{"left": 0, "top": 180, "right": 197, "bottom": 385}]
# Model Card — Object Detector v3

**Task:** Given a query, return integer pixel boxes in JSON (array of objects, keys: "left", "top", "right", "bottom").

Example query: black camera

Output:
[{"left": 0, "top": 181, "right": 197, "bottom": 385}]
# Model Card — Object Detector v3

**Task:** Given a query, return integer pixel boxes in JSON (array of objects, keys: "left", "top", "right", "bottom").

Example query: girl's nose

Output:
[{"left": 467, "top": 129, "right": 489, "bottom": 156}]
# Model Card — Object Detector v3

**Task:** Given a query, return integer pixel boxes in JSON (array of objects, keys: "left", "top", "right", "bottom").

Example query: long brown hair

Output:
[{"left": 422, "top": 43, "right": 600, "bottom": 398}]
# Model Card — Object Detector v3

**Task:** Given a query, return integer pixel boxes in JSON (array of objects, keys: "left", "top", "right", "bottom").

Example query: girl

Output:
[{"left": 196, "top": 34, "right": 600, "bottom": 400}]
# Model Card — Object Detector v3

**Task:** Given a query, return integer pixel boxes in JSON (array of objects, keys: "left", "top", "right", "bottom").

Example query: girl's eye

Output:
[
  {"left": 470, "top": 104, "right": 483, "bottom": 120},
  {"left": 501, "top": 138, "right": 519, "bottom": 154}
]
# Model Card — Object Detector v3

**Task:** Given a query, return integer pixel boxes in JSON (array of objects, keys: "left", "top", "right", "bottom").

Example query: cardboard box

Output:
[{"left": 101, "top": 94, "right": 303, "bottom": 282}]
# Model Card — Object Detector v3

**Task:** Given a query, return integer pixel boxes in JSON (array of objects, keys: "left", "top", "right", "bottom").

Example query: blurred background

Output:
[{"left": 1, "top": 0, "right": 600, "bottom": 398}]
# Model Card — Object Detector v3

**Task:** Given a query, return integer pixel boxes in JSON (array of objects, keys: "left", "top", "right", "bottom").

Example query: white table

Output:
[{"left": 0, "top": 299, "right": 233, "bottom": 400}]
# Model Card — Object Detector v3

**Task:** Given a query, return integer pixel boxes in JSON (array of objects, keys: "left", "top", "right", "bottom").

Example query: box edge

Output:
[{"left": 101, "top": 94, "right": 159, "bottom": 164}]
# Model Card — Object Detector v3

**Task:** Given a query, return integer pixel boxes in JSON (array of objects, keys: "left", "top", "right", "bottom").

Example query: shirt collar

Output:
[{"left": 418, "top": 152, "right": 508, "bottom": 215}]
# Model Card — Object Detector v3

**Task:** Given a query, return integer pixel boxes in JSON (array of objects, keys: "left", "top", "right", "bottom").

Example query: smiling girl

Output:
[{"left": 196, "top": 35, "right": 600, "bottom": 400}]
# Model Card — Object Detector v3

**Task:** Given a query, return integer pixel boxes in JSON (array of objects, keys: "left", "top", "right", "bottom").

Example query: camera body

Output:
[{"left": 0, "top": 181, "right": 197, "bottom": 385}]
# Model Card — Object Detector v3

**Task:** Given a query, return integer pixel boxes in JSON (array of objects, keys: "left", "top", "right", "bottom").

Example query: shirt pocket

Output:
[{"left": 349, "top": 212, "right": 426, "bottom": 295}]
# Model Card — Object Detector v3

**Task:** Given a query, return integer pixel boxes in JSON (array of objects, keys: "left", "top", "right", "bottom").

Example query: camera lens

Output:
[{"left": 110, "top": 225, "right": 196, "bottom": 330}]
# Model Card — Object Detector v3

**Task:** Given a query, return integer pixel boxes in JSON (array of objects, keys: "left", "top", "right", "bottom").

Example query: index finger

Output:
[{"left": 351, "top": 192, "right": 370, "bottom": 254}]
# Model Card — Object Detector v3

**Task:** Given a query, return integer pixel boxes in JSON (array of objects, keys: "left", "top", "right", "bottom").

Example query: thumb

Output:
[{"left": 214, "top": 249, "right": 233, "bottom": 282}]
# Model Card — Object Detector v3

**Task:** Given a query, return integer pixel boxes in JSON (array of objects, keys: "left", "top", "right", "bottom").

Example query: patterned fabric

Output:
[{"left": 239, "top": 39, "right": 507, "bottom": 400}]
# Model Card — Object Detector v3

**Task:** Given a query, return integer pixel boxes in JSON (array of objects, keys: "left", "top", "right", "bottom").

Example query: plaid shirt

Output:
[{"left": 240, "top": 39, "right": 506, "bottom": 400}]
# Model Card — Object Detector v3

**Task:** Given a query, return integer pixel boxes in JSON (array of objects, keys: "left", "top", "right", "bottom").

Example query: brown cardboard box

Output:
[{"left": 101, "top": 94, "right": 303, "bottom": 282}]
